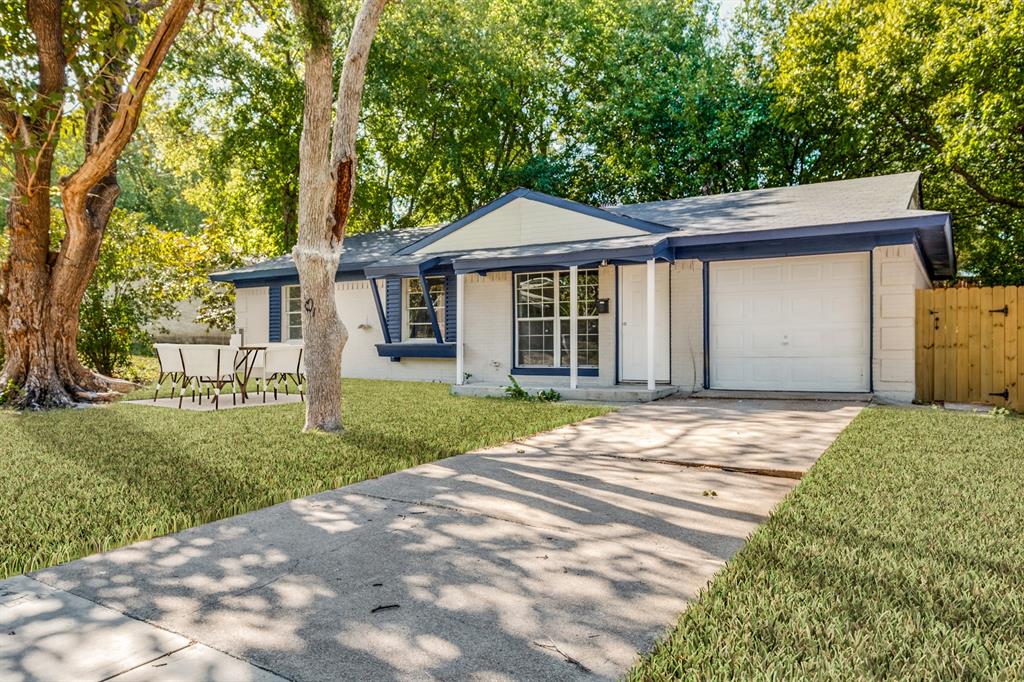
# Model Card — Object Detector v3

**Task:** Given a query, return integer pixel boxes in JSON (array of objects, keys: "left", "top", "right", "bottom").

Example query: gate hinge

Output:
[
  {"left": 989, "top": 389, "right": 1009, "bottom": 400},
  {"left": 989, "top": 305, "right": 1009, "bottom": 315}
]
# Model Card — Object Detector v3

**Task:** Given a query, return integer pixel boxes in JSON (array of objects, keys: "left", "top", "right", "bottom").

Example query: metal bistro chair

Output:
[
  {"left": 178, "top": 345, "right": 240, "bottom": 410},
  {"left": 262, "top": 345, "right": 304, "bottom": 402},
  {"left": 153, "top": 343, "right": 185, "bottom": 401}
]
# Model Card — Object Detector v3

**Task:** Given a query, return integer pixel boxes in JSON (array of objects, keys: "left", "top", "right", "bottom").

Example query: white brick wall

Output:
[
  {"left": 462, "top": 272, "right": 513, "bottom": 384},
  {"left": 334, "top": 280, "right": 453, "bottom": 382},
  {"left": 670, "top": 260, "right": 704, "bottom": 393},
  {"left": 872, "top": 245, "right": 932, "bottom": 402}
]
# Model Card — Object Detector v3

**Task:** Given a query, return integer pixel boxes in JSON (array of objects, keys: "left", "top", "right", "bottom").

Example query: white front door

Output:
[
  {"left": 619, "top": 263, "right": 670, "bottom": 382},
  {"left": 708, "top": 253, "right": 870, "bottom": 392}
]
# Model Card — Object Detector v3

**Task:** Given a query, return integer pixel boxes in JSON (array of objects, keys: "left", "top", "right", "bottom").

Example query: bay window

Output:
[{"left": 515, "top": 270, "right": 598, "bottom": 368}]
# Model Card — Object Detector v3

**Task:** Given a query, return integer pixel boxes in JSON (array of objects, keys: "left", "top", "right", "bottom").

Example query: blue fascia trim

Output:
[
  {"left": 453, "top": 240, "right": 672, "bottom": 275},
  {"left": 368, "top": 278, "right": 392, "bottom": 344},
  {"left": 614, "top": 264, "right": 620, "bottom": 385},
  {"left": 215, "top": 265, "right": 374, "bottom": 287},
  {"left": 868, "top": 250, "right": 875, "bottom": 392},
  {"left": 911, "top": 233, "right": 936, "bottom": 281},
  {"left": 211, "top": 266, "right": 295, "bottom": 284},
  {"left": 395, "top": 188, "right": 672, "bottom": 256},
  {"left": 667, "top": 213, "right": 949, "bottom": 248},
  {"left": 702, "top": 262, "right": 710, "bottom": 390},
  {"left": 375, "top": 342, "right": 456, "bottom": 359},
  {"left": 666, "top": 213, "right": 953, "bottom": 276},
  {"left": 675, "top": 231, "right": 914, "bottom": 263},
  {"left": 512, "top": 366, "right": 600, "bottom": 377}
]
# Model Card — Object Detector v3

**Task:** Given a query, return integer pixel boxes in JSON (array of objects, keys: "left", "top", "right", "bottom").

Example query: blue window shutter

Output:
[
  {"left": 386, "top": 278, "right": 402, "bottom": 342},
  {"left": 268, "top": 285, "right": 282, "bottom": 342},
  {"left": 444, "top": 274, "right": 456, "bottom": 342}
]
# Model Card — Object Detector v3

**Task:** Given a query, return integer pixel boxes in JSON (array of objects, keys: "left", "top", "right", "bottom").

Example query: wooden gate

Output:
[{"left": 915, "top": 286, "right": 1022, "bottom": 411}]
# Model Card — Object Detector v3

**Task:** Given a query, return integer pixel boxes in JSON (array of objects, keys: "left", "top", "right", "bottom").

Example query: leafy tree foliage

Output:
[
  {"left": 772, "top": 0, "right": 1024, "bottom": 283},
  {"left": 77, "top": 209, "right": 253, "bottom": 376},
  {"left": 154, "top": 0, "right": 787, "bottom": 240},
  {"left": 161, "top": 1, "right": 304, "bottom": 250}
]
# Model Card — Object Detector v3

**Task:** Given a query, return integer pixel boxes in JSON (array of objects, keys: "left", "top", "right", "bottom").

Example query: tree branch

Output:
[
  {"left": 329, "top": 0, "right": 390, "bottom": 241},
  {"left": 27, "top": 0, "right": 66, "bottom": 98},
  {"left": 890, "top": 110, "right": 1024, "bottom": 210},
  {"left": 60, "top": 0, "right": 194, "bottom": 198}
]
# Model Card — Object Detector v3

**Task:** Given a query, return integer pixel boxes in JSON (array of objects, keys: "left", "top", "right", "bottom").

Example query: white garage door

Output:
[{"left": 709, "top": 253, "right": 870, "bottom": 392}]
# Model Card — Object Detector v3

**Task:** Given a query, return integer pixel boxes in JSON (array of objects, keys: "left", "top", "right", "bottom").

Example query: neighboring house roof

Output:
[{"left": 212, "top": 171, "right": 955, "bottom": 283}]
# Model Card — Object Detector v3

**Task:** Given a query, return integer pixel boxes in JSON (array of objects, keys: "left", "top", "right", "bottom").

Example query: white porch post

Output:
[
  {"left": 646, "top": 258, "right": 656, "bottom": 391},
  {"left": 569, "top": 265, "right": 578, "bottom": 390},
  {"left": 455, "top": 273, "right": 465, "bottom": 385}
]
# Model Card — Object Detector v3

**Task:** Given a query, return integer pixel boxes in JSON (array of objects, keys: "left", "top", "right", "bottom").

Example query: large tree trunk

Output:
[
  {"left": 291, "top": 0, "right": 388, "bottom": 433},
  {"left": 0, "top": 0, "right": 193, "bottom": 408},
  {"left": 292, "top": 2, "right": 345, "bottom": 432}
]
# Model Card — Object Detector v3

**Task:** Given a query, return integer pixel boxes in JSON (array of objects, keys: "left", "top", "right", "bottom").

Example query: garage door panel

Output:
[
  {"left": 791, "top": 262, "right": 824, "bottom": 282},
  {"left": 832, "top": 260, "right": 866, "bottom": 282},
  {"left": 713, "top": 295, "right": 746, "bottom": 323},
  {"left": 709, "top": 253, "right": 870, "bottom": 392},
  {"left": 750, "top": 263, "right": 783, "bottom": 284},
  {"left": 790, "top": 292, "right": 824, "bottom": 317}
]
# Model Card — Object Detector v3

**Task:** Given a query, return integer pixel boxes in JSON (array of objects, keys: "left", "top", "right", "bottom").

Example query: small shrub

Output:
[
  {"left": 990, "top": 405, "right": 1013, "bottom": 419},
  {"left": 503, "top": 375, "right": 531, "bottom": 400},
  {"left": 537, "top": 388, "right": 561, "bottom": 402}
]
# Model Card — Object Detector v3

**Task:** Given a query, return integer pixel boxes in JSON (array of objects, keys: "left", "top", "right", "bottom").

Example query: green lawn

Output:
[
  {"left": 628, "top": 406, "right": 1024, "bottom": 680},
  {"left": 0, "top": 379, "right": 609, "bottom": 579}
]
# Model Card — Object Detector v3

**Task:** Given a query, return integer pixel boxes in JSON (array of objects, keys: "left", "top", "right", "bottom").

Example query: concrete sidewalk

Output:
[{"left": 2, "top": 398, "right": 863, "bottom": 681}]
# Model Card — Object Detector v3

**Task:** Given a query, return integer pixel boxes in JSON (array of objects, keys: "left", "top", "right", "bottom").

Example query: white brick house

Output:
[{"left": 213, "top": 172, "right": 954, "bottom": 402}]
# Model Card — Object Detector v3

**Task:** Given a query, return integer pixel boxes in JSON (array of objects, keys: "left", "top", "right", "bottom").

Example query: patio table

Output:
[{"left": 234, "top": 345, "right": 266, "bottom": 402}]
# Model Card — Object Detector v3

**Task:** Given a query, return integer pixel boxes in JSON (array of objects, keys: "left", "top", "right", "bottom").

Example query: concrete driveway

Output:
[{"left": 2, "top": 398, "right": 863, "bottom": 681}]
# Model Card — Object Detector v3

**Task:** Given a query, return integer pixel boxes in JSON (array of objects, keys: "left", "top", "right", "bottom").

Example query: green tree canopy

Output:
[{"left": 773, "top": 0, "right": 1024, "bottom": 283}]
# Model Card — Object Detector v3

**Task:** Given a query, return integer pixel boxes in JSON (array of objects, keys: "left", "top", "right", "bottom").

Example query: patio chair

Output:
[
  {"left": 177, "top": 345, "right": 240, "bottom": 410},
  {"left": 262, "top": 345, "right": 304, "bottom": 402},
  {"left": 153, "top": 343, "right": 185, "bottom": 401}
]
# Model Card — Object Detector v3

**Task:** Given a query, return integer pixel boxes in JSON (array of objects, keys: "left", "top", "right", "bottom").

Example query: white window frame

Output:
[
  {"left": 404, "top": 276, "right": 445, "bottom": 341},
  {"left": 283, "top": 284, "right": 303, "bottom": 342},
  {"left": 514, "top": 269, "right": 599, "bottom": 369}
]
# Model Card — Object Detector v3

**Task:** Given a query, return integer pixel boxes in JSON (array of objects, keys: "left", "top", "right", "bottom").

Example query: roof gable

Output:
[{"left": 398, "top": 188, "right": 671, "bottom": 255}]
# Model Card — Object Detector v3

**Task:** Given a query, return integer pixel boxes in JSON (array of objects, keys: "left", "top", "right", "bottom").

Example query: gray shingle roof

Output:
[
  {"left": 605, "top": 172, "right": 935, "bottom": 235},
  {"left": 210, "top": 226, "right": 441, "bottom": 281},
  {"left": 212, "top": 172, "right": 952, "bottom": 282}
]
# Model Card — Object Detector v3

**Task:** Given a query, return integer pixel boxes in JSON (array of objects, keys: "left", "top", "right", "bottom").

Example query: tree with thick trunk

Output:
[
  {"left": 291, "top": 0, "right": 389, "bottom": 432},
  {"left": 0, "top": 0, "right": 194, "bottom": 408}
]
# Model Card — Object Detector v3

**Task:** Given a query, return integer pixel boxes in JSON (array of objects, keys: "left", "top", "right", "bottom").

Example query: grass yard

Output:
[
  {"left": 629, "top": 406, "right": 1024, "bottom": 680},
  {"left": 0, "top": 379, "right": 608, "bottom": 579}
]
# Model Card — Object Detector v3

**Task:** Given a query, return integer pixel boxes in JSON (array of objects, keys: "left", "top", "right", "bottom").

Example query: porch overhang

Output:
[
  {"left": 448, "top": 234, "right": 674, "bottom": 276},
  {"left": 363, "top": 256, "right": 447, "bottom": 279}
]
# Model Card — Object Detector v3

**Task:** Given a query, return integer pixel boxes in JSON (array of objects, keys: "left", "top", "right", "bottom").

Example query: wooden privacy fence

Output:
[{"left": 916, "top": 286, "right": 1023, "bottom": 411}]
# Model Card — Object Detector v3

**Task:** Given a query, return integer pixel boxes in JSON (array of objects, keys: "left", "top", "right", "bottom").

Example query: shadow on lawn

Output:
[{"left": 16, "top": 398, "right": 859, "bottom": 680}]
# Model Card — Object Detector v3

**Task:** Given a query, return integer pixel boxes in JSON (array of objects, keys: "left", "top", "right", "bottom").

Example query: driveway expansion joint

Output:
[{"left": 586, "top": 451, "right": 805, "bottom": 479}]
